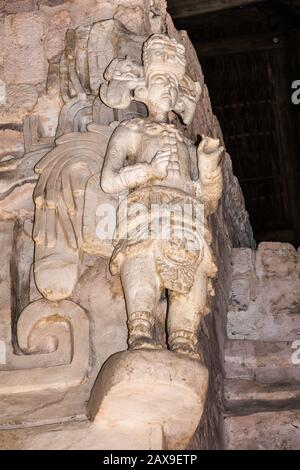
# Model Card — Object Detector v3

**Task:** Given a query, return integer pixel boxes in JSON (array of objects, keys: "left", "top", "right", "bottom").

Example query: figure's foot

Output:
[
  {"left": 128, "top": 311, "right": 159, "bottom": 350},
  {"left": 129, "top": 336, "right": 163, "bottom": 351},
  {"left": 171, "top": 342, "right": 201, "bottom": 360},
  {"left": 169, "top": 330, "right": 201, "bottom": 360}
]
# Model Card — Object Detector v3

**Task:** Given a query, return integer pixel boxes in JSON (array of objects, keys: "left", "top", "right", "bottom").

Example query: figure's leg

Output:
[
  {"left": 120, "top": 251, "right": 163, "bottom": 350},
  {"left": 167, "top": 267, "right": 208, "bottom": 359}
]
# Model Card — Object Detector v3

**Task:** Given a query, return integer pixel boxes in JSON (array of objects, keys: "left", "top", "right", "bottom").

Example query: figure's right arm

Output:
[
  {"left": 101, "top": 125, "right": 170, "bottom": 193},
  {"left": 101, "top": 125, "right": 152, "bottom": 193}
]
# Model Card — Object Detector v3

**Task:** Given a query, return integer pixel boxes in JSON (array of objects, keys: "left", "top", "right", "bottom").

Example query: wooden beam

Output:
[{"left": 168, "top": 0, "right": 265, "bottom": 19}]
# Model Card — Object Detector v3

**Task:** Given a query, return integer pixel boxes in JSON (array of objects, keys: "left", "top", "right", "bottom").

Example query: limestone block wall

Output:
[
  {"left": 0, "top": 1, "right": 148, "bottom": 142},
  {"left": 224, "top": 243, "right": 300, "bottom": 449}
]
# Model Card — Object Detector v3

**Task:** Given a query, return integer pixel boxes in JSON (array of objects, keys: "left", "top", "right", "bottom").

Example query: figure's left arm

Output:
[{"left": 195, "top": 137, "right": 224, "bottom": 215}]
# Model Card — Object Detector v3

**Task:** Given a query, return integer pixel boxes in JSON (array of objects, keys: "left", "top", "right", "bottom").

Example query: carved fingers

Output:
[
  {"left": 119, "top": 163, "right": 152, "bottom": 189},
  {"left": 197, "top": 136, "right": 224, "bottom": 175},
  {"left": 195, "top": 136, "right": 224, "bottom": 215},
  {"left": 150, "top": 149, "right": 172, "bottom": 179},
  {"left": 198, "top": 136, "right": 223, "bottom": 159}
]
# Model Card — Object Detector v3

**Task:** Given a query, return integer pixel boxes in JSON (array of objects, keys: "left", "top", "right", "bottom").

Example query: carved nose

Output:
[{"left": 166, "top": 53, "right": 175, "bottom": 62}]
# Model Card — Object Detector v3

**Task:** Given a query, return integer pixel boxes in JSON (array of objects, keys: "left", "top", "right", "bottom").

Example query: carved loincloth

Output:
[{"left": 110, "top": 186, "right": 216, "bottom": 294}]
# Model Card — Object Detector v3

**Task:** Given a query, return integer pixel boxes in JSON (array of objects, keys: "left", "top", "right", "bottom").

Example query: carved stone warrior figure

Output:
[{"left": 100, "top": 34, "right": 223, "bottom": 357}]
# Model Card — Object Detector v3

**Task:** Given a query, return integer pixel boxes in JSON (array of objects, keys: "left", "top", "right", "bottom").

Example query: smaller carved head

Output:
[
  {"left": 175, "top": 75, "right": 202, "bottom": 125},
  {"left": 99, "top": 34, "right": 201, "bottom": 124},
  {"left": 100, "top": 57, "right": 144, "bottom": 109}
]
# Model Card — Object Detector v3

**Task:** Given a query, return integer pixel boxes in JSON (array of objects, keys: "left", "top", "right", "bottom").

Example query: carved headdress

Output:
[
  {"left": 100, "top": 33, "right": 201, "bottom": 124},
  {"left": 143, "top": 34, "right": 186, "bottom": 80}
]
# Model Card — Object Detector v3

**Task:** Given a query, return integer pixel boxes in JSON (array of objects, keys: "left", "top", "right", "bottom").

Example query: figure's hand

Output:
[
  {"left": 197, "top": 136, "right": 224, "bottom": 174},
  {"left": 198, "top": 136, "right": 224, "bottom": 159},
  {"left": 150, "top": 150, "right": 171, "bottom": 179}
]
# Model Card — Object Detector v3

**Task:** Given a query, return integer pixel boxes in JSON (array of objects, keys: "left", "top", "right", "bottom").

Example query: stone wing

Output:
[{"left": 33, "top": 124, "right": 118, "bottom": 301}]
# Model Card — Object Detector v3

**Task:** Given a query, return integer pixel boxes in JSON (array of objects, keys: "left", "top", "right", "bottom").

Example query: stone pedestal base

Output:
[
  {"left": 88, "top": 349, "right": 209, "bottom": 449},
  {"left": 0, "top": 350, "right": 208, "bottom": 450}
]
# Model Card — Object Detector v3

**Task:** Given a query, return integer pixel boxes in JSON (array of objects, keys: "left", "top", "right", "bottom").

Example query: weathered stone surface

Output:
[
  {"left": 0, "top": 183, "right": 35, "bottom": 220},
  {"left": 44, "top": 9, "right": 71, "bottom": 62},
  {"left": 0, "top": 420, "right": 164, "bottom": 450},
  {"left": 0, "top": 220, "right": 15, "bottom": 362},
  {"left": 230, "top": 278, "right": 251, "bottom": 310},
  {"left": 0, "top": 84, "right": 38, "bottom": 125},
  {"left": 0, "top": 129, "right": 24, "bottom": 159},
  {"left": 42, "top": 0, "right": 116, "bottom": 30},
  {"left": 4, "top": 0, "right": 37, "bottom": 15},
  {"left": 0, "top": 18, "right": 4, "bottom": 74},
  {"left": 89, "top": 350, "right": 208, "bottom": 450},
  {"left": 231, "top": 248, "right": 255, "bottom": 276},
  {"left": 0, "top": 387, "right": 88, "bottom": 428},
  {"left": 32, "top": 93, "right": 62, "bottom": 137},
  {"left": 224, "top": 379, "right": 300, "bottom": 411},
  {"left": 4, "top": 13, "right": 47, "bottom": 85},
  {"left": 227, "top": 307, "right": 299, "bottom": 341},
  {"left": 0, "top": 298, "right": 89, "bottom": 393},
  {"left": 224, "top": 411, "right": 300, "bottom": 450},
  {"left": 114, "top": 4, "right": 145, "bottom": 34},
  {"left": 224, "top": 242, "right": 300, "bottom": 449},
  {"left": 256, "top": 242, "right": 297, "bottom": 278},
  {"left": 72, "top": 256, "right": 128, "bottom": 368},
  {"left": 39, "top": 0, "right": 66, "bottom": 7},
  {"left": 225, "top": 340, "right": 300, "bottom": 383},
  {"left": 227, "top": 243, "right": 300, "bottom": 341}
]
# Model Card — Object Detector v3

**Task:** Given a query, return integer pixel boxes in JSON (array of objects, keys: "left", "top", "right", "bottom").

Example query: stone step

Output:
[
  {"left": 227, "top": 308, "right": 300, "bottom": 341},
  {"left": 224, "top": 340, "right": 300, "bottom": 383},
  {"left": 224, "top": 410, "right": 300, "bottom": 450},
  {"left": 224, "top": 378, "right": 300, "bottom": 414}
]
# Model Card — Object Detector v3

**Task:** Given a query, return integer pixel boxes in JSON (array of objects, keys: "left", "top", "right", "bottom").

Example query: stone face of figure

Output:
[
  {"left": 100, "top": 34, "right": 223, "bottom": 358},
  {"left": 145, "top": 72, "right": 179, "bottom": 112}
]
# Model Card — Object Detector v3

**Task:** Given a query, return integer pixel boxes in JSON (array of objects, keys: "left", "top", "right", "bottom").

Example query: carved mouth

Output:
[{"left": 161, "top": 94, "right": 172, "bottom": 102}]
